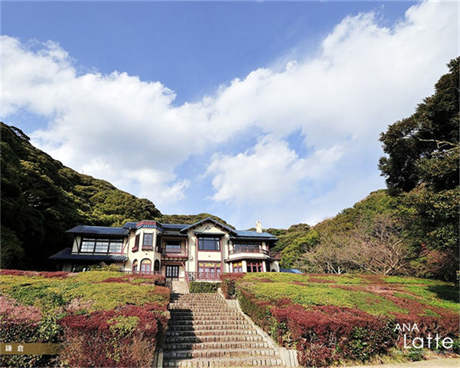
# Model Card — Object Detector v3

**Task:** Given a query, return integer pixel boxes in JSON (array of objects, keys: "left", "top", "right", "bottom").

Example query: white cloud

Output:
[
  {"left": 0, "top": 0, "right": 457, "bottom": 226},
  {"left": 206, "top": 136, "right": 343, "bottom": 204}
]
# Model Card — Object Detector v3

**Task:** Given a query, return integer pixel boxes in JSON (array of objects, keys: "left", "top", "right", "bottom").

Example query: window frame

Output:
[
  {"left": 79, "top": 237, "right": 124, "bottom": 254},
  {"left": 165, "top": 240, "right": 182, "bottom": 254},
  {"left": 142, "top": 233, "right": 154, "bottom": 250},
  {"left": 198, "top": 236, "right": 221, "bottom": 252}
]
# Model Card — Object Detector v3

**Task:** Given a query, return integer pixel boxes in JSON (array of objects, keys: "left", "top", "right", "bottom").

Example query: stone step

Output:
[
  {"left": 168, "top": 319, "right": 247, "bottom": 327},
  {"left": 163, "top": 348, "right": 279, "bottom": 360},
  {"left": 163, "top": 357, "right": 285, "bottom": 368},
  {"left": 170, "top": 313, "right": 241, "bottom": 319},
  {"left": 170, "top": 316, "right": 245, "bottom": 322},
  {"left": 167, "top": 323, "right": 251, "bottom": 332},
  {"left": 166, "top": 329, "right": 259, "bottom": 338},
  {"left": 165, "top": 334, "right": 264, "bottom": 344},
  {"left": 163, "top": 341, "right": 270, "bottom": 351}
]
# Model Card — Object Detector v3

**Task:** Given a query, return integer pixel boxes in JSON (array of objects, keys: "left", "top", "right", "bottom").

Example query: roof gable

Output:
[{"left": 179, "top": 217, "right": 236, "bottom": 235}]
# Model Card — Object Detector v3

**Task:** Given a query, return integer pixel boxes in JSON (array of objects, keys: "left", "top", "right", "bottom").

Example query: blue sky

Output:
[{"left": 1, "top": 1, "right": 457, "bottom": 228}]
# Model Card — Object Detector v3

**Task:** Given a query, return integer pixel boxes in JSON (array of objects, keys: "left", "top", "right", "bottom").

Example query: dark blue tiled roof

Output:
[
  {"left": 66, "top": 225, "right": 128, "bottom": 236},
  {"left": 49, "top": 248, "right": 128, "bottom": 262},
  {"left": 234, "top": 230, "right": 277, "bottom": 239},
  {"left": 161, "top": 223, "right": 188, "bottom": 230},
  {"left": 122, "top": 222, "right": 137, "bottom": 230}
]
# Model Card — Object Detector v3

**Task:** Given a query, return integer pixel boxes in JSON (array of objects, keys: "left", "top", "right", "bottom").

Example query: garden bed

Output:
[
  {"left": 0, "top": 269, "right": 170, "bottom": 367},
  {"left": 221, "top": 273, "right": 459, "bottom": 367}
]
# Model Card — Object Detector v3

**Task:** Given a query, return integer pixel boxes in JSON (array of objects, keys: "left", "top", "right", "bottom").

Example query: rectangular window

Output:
[
  {"left": 80, "top": 239, "right": 95, "bottom": 253},
  {"left": 133, "top": 234, "right": 140, "bottom": 252},
  {"left": 233, "top": 242, "right": 261, "bottom": 253},
  {"left": 247, "top": 261, "right": 263, "bottom": 273},
  {"left": 143, "top": 233, "right": 153, "bottom": 247},
  {"left": 198, "top": 262, "right": 221, "bottom": 279},
  {"left": 109, "top": 240, "right": 123, "bottom": 253},
  {"left": 165, "top": 241, "right": 181, "bottom": 253},
  {"left": 232, "top": 262, "right": 243, "bottom": 273},
  {"left": 94, "top": 239, "right": 109, "bottom": 253},
  {"left": 198, "top": 237, "right": 220, "bottom": 251}
]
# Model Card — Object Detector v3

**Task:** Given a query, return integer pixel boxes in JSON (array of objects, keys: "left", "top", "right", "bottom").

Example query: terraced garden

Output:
[
  {"left": 222, "top": 273, "right": 459, "bottom": 367},
  {"left": 0, "top": 269, "right": 170, "bottom": 367}
]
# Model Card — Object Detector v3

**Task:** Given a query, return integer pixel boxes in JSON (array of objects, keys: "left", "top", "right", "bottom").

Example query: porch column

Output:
[{"left": 242, "top": 260, "right": 247, "bottom": 272}]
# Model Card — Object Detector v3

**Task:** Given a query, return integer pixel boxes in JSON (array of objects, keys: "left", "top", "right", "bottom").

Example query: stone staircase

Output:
[{"left": 162, "top": 293, "right": 285, "bottom": 367}]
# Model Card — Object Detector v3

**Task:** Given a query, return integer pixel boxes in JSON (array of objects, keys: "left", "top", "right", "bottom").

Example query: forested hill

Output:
[
  {"left": 1, "top": 123, "right": 232, "bottom": 270},
  {"left": 1, "top": 123, "right": 163, "bottom": 269}
]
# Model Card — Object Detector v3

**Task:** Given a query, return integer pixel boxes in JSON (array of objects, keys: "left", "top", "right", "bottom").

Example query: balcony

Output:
[
  {"left": 226, "top": 246, "right": 270, "bottom": 262},
  {"left": 161, "top": 248, "right": 188, "bottom": 261}
]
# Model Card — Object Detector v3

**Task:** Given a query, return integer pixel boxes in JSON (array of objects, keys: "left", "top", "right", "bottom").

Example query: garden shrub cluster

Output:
[
  {"left": 189, "top": 281, "right": 221, "bottom": 293},
  {"left": 59, "top": 303, "right": 168, "bottom": 367},
  {"left": 0, "top": 270, "right": 170, "bottom": 367},
  {"left": 222, "top": 273, "right": 459, "bottom": 367}
]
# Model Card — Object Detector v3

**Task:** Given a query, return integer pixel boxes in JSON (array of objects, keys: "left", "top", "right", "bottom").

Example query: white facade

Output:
[{"left": 53, "top": 218, "right": 280, "bottom": 278}]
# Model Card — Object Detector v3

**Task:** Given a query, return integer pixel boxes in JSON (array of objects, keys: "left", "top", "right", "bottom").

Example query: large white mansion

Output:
[{"left": 50, "top": 217, "right": 280, "bottom": 280}]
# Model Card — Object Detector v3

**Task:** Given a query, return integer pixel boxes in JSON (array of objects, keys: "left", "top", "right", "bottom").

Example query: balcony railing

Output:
[
  {"left": 229, "top": 246, "right": 269, "bottom": 255},
  {"left": 186, "top": 271, "right": 221, "bottom": 281},
  {"left": 161, "top": 249, "right": 188, "bottom": 259}
]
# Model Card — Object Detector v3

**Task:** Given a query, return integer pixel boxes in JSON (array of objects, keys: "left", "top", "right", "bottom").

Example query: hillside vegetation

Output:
[
  {"left": 1, "top": 123, "right": 231, "bottom": 270},
  {"left": 222, "top": 272, "right": 459, "bottom": 367},
  {"left": 1, "top": 123, "right": 162, "bottom": 270}
]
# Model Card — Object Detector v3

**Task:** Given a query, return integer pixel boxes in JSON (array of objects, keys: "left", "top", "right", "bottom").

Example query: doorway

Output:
[{"left": 166, "top": 265, "right": 179, "bottom": 278}]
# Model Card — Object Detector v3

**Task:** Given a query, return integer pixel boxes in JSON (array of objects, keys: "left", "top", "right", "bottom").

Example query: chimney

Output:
[{"left": 256, "top": 220, "right": 262, "bottom": 233}]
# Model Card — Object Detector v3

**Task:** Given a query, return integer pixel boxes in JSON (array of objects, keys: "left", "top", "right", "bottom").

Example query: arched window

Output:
[
  {"left": 154, "top": 260, "right": 160, "bottom": 272},
  {"left": 140, "top": 259, "right": 152, "bottom": 274},
  {"left": 132, "top": 260, "right": 138, "bottom": 273}
]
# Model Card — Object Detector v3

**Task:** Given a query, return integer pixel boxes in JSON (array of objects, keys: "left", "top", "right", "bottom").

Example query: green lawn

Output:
[{"left": 237, "top": 273, "right": 458, "bottom": 317}]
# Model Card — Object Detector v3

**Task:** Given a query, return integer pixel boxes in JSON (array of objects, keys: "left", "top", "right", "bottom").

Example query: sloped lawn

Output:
[
  {"left": 222, "top": 273, "right": 459, "bottom": 367},
  {"left": 0, "top": 270, "right": 169, "bottom": 367}
]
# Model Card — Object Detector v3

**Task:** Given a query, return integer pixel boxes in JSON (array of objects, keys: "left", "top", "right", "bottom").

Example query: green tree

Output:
[{"left": 378, "top": 57, "right": 459, "bottom": 280}]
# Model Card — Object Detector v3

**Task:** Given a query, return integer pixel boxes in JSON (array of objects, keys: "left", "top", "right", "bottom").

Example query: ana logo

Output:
[{"left": 394, "top": 323, "right": 454, "bottom": 350}]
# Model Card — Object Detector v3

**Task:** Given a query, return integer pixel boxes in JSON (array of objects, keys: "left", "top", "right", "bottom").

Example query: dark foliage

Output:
[{"left": 0, "top": 123, "right": 161, "bottom": 270}]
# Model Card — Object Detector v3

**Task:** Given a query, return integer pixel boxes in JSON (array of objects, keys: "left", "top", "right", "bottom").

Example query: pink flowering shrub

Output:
[{"left": 0, "top": 295, "right": 42, "bottom": 323}]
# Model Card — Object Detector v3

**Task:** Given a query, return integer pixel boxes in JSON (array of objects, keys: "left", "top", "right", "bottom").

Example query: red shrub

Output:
[
  {"left": 0, "top": 269, "right": 69, "bottom": 278},
  {"left": 101, "top": 273, "right": 166, "bottom": 286},
  {"left": 59, "top": 303, "right": 168, "bottom": 367},
  {"left": 238, "top": 288, "right": 398, "bottom": 367}
]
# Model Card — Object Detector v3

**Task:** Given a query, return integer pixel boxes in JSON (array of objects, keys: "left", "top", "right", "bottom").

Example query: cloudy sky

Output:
[{"left": 1, "top": 1, "right": 457, "bottom": 229}]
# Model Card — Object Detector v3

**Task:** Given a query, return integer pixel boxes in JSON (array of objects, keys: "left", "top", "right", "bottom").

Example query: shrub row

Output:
[
  {"left": 58, "top": 303, "right": 168, "bottom": 367},
  {"left": 0, "top": 269, "right": 69, "bottom": 278},
  {"left": 237, "top": 288, "right": 398, "bottom": 366},
  {"left": 220, "top": 274, "right": 460, "bottom": 367},
  {"left": 189, "top": 281, "right": 221, "bottom": 293}
]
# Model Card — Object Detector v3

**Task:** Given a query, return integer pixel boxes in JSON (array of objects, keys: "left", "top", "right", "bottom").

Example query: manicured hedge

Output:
[{"left": 189, "top": 281, "right": 221, "bottom": 293}]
